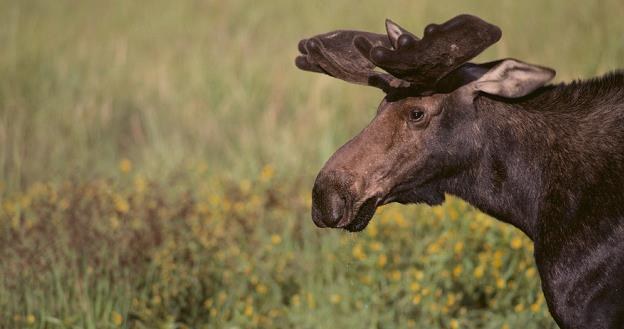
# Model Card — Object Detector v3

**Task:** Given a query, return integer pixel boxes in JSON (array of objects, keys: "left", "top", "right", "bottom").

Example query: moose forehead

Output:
[{"left": 379, "top": 93, "right": 445, "bottom": 114}]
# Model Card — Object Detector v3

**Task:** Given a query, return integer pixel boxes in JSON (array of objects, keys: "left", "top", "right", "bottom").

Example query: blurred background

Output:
[{"left": 0, "top": 0, "right": 622, "bottom": 328}]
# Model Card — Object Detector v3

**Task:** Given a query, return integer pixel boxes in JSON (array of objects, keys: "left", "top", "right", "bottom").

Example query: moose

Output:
[{"left": 295, "top": 14, "right": 624, "bottom": 328}]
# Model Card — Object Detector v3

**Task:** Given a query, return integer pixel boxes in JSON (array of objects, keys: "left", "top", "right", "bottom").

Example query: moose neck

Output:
[
  {"left": 441, "top": 97, "right": 547, "bottom": 239},
  {"left": 441, "top": 76, "right": 624, "bottom": 241}
]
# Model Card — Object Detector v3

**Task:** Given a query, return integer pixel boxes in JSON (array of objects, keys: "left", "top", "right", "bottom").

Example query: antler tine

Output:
[
  {"left": 385, "top": 19, "right": 419, "bottom": 49},
  {"left": 295, "top": 30, "right": 412, "bottom": 92},
  {"left": 356, "top": 14, "right": 502, "bottom": 88}
]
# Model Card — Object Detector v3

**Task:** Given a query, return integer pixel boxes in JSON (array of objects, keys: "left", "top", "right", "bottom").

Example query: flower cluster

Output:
[{"left": 0, "top": 164, "right": 556, "bottom": 328}]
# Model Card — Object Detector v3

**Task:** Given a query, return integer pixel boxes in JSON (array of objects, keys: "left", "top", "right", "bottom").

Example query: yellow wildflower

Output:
[
  {"left": 411, "top": 294, "right": 422, "bottom": 305},
  {"left": 370, "top": 241, "right": 383, "bottom": 251},
  {"left": 270, "top": 234, "right": 282, "bottom": 245},
  {"left": 360, "top": 274, "right": 372, "bottom": 285},
  {"left": 111, "top": 311, "right": 123, "bottom": 326},
  {"left": 469, "top": 221, "right": 480, "bottom": 231},
  {"left": 432, "top": 206, "right": 445, "bottom": 219},
  {"left": 526, "top": 267, "right": 536, "bottom": 279},
  {"left": 447, "top": 293, "right": 457, "bottom": 306},
  {"left": 26, "top": 314, "right": 35, "bottom": 325},
  {"left": 291, "top": 294, "right": 301, "bottom": 306},
  {"left": 390, "top": 270, "right": 401, "bottom": 281},
  {"left": 510, "top": 236, "right": 523, "bottom": 249},
  {"left": 367, "top": 223, "right": 378, "bottom": 237},
  {"left": 330, "top": 294, "right": 341, "bottom": 304},
  {"left": 531, "top": 302, "right": 541, "bottom": 313},
  {"left": 450, "top": 319, "right": 460, "bottom": 329},
  {"left": 410, "top": 282, "right": 420, "bottom": 292},
  {"left": 473, "top": 265, "right": 485, "bottom": 279},
  {"left": 256, "top": 284, "right": 268, "bottom": 295},
  {"left": 269, "top": 308, "right": 280, "bottom": 318},
  {"left": 133, "top": 175, "right": 146, "bottom": 193},
  {"left": 515, "top": 303, "right": 525, "bottom": 313},
  {"left": 260, "top": 165, "right": 274, "bottom": 182},
  {"left": 113, "top": 195, "right": 130, "bottom": 214},
  {"left": 493, "top": 250, "right": 504, "bottom": 268},
  {"left": 453, "top": 241, "right": 464, "bottom": 254},
  {"left": 218, "top": 291, "right": 227, "bottom": 303},
  {"left": 452, "top": 265, "right": 463, "bottom": 278},
  {"left": 393, "top": 212, "right": 408, "bottom": 227},
  {"left": 427, "top": 242, "right": 441, "bottom": 254},
  {"left": 244, "top": 304, "right": 254, "bottom": 317},
  {"left": 306, "top": 292, "right": 316, "bottom": 309},
  {"left": 377, "top": 254, "right": 388, "bottom": 267},
  {"left": 119, "top": 158, "right": 132, "bottom": 173},
  {"left": 352, "top": 244, "right": 366, "bottom": 260},
  {"left": 59, "top": 198, "right": 70, "bottom": 210},
  {"left": 496, "top": 277, "right": 506, "bottom": 289},
  {"left": 448, "top": 208, "right": 459, "bottom": 221}
]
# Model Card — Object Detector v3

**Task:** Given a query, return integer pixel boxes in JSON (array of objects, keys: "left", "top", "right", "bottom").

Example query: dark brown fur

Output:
[
  {"left": 312, "top": 73, "right": 624, "bottom": 328},
  {"left": 300, "top": 15, "right": 624, "bottom": 329}
]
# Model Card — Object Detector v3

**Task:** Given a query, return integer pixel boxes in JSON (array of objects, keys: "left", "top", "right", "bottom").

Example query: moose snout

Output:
[{"left": 311, "top": 172, "right": 352, "bottom": 228}]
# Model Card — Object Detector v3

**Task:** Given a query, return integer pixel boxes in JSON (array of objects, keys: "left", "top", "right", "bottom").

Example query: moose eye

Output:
[{"left": 408, "top": 109, "right": 425, "bottom": 122}]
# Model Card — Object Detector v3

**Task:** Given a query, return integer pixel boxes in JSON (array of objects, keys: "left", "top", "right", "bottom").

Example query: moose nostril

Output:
[
  {"left": 326, "top": 194, "right": 345, "bottom": 225},
  {"left": 312, "top": 181, "right": 347, "bottom": 227}
]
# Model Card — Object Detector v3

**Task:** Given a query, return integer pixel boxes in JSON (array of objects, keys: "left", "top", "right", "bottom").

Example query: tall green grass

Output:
[
  {"left": 0, "top": 0, "right": 623, "bottom": 328},
  {"left": 1, "top": 173, "right": 555, "bottom": 328},
  {"left": 0, "top": 0, "right": 622, "bottom": 188}
]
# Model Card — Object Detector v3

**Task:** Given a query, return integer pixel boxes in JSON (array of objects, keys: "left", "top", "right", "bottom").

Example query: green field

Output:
[{"left": 1, "top": 0, "right": 623, "bottom": 328}]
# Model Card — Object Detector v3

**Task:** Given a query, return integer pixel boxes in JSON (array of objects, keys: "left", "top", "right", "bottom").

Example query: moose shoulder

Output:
[{"left": 296, "top": 14, "right": 624, "bottom": 329}]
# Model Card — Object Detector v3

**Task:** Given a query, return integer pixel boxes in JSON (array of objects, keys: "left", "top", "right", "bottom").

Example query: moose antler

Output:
[
  {"left": 295, "top": 30, "right": 411, "bottom": 92},
  {"left": 295, "top": 14, "right": 502, "bottom": 94}
]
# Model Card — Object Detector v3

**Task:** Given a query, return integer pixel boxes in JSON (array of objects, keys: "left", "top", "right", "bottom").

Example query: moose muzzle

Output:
[
  {"left": 311, "top": 167, "right": 380, "bottom": 232},
  {"left": 311, "top": 170, "right": 350, "bottom": 228}
]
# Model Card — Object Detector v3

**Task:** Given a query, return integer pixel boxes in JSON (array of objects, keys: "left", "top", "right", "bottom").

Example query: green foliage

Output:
[
  {"left": 0, "top": 0, "right": 623, "bottom": 328},
  {"left": 1, "top": 170, "right": 556, "bottom": 328},
  {"left": 0, "top": 0, "right": 623, "bottom": 188}
]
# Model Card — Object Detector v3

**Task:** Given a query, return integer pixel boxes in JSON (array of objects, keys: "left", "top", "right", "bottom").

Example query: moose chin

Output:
[{"left": 296, "top": 14, "right": 624, "bottom": 329}]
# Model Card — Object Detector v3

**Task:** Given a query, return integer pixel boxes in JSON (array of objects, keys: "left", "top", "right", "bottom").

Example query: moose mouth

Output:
[
  {"left": 342, "top": 186, "right": 446, "bottom": 232},
  {"left": 344, "top": 198, "right": 379, "bottom": 232},
  {"left": 340, "top": 182, "right": 447, "bottom": 232}
]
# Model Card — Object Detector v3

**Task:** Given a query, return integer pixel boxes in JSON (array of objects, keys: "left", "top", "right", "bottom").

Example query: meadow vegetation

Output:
[{"left": 0, "top": 0, "right": 623, "bottom": 328}]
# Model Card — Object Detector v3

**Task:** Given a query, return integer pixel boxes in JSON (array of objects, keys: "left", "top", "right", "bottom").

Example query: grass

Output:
[
  {"left": 2, "top": 170, "right": 554, "bottom": 328},
  {"left": 0, "top": 0, "right": 623, "bottom": 328}
]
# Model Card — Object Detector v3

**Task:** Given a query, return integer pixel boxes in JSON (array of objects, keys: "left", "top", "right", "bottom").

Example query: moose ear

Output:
[{"left": 474, "top": 59, "right": 555, "bottom": 98}]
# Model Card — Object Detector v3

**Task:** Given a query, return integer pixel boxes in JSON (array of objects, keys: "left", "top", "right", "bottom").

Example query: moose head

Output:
[{"left": 296, "top": 14, "right": 555, "bottom": 232}]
